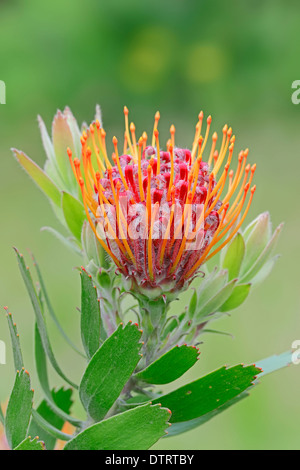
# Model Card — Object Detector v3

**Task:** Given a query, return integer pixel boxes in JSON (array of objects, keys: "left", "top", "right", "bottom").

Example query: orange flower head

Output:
[{"left": 69, "top": 108, "right": 256, "bottom": 295}]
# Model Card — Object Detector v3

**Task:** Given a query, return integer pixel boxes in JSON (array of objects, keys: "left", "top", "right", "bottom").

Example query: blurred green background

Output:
[{"left": 0, "top": 0, "right": 299, "bottom": 450}]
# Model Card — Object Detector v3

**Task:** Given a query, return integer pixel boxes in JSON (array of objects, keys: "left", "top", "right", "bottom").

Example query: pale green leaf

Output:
[
  {"left": 166, "top": 393, "right": 247, "bottom": 437},
  {"left": 12, "top": 149, "right": 61, "bottom": 207},
  {"left": 242, "top": 212, "right": 272, "bottom": 275},
  {"left": 187, "top": 290, "right": 198, "bottom": 319},
  {"left": 222, "top": 233, "right": 245, "bottom": 280},
  {"left": 241, "top": 223, "right": 283, "bottom": 283},
  {"left": 52, "top": 110, "right": 77, "bottom": 191},
  {"left": 63, "top": 106, "right": 82, "bottom": 159},
  {"left": 195, "top": 278, "right": 237, "bottom": 320},
  {"left": 62, "top": 192, "right": 85, "bottom": 242},
  {"left": 38, "top": 115, "right": 55, "bottom": 162},
  {"left": 255, "top": 351, "right": 294, "bottom": 378},
  {"left": 250, "top": 255, "right": 280, "bottom": 286},
  {"left": 196, "top": 269, "right": 228, "bottom": 308},
  {"left": 82, "top": 220, "right": 108, "bottom": 268}
]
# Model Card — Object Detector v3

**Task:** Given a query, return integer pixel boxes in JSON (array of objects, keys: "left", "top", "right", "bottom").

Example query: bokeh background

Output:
[{"left": 0, "top": 0, "right": 299, "bottom": 450}]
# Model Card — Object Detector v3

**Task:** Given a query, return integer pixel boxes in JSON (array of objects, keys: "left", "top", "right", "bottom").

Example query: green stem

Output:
[{"left": 137, "top": 294, "right": 170, "bottom": 367}]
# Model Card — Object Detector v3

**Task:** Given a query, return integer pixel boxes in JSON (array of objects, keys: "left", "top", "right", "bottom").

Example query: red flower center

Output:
[{"left": 68, "top": 108, "right": 256, "bottom": 293}]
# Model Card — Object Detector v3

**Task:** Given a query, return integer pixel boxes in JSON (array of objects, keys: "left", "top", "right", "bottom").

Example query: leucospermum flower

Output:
[{"left": 68, "top": 108, "right": 256, "bottom": 295}]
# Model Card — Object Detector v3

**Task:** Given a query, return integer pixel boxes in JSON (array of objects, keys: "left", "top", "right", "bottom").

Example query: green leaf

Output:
[
  {"left": 31, "top": 410, "right": 72, "bottom": 442},
  {"left": 241, "top": 223, "right": 283, "bottom": 283},
  {"left": 12, "top": 149, "right": 61, "bottom": 207},
  {"left": 167, "top": 350, "right": 295, "bottom": 437},
  {"left": 62, "top": 192, "right": 85, "bottom": 242},
  {"left": 5, "top": 369, "right": 34, "bottom": 449},
  {"left": 222, "top": 233, "right": 245, "bottom": 280},
  {"left": 152, "top": 364, "right": 261, "bottom": 423},
  {"left": 64, "top": 403, "right": 171, "bottom": 450},
  {"left": 80, "top": 322, "right": 142, "bottom": 421},
  {"left": 196, "top": 269, "right": 228, "bottom": 308},
  {"left": 80, "top": 268, "right": 105, "bottom": 359},
  {"left": 195, "top": 278, "right": 237, "bottom": 320},
  {"left": 34, "top": 323, "right": 82, "bottom": 428},
  {"left": 250, "top": 256, "right": 280, "bottom": 286},
  {"left": 44, "top": 158, "right": 65, "bottom": 189},
  {"left": 5, "top": 309, "right": 23, "bottom": 372},
  {"left": 219, "top": 283, "right": 251, "bottom": 312},
  {"left": 168, "top": 350, "right": 295, "bottom": 437},
  {"left": 29, "top": 387, "right": 73, "bottom": 450},
  {"left": 166, "top": 393, "right": 248, "bottom": 437},
  {"left": 123, "top": 393, "right": 157, "bottom": 408},
  {"left": 15, "top": 249, "right": 78, "bottom": 389},
  {"left": 138, "top": 295, "right": 168, "bottom": 328},
  {"left": 14, "top": 437, "right": 45, "bottom": 450},
  {"left": 82, "top": 221, "right": 108, "bottom": 268},
  {"left": 97, "top": 269, "right": 112, "bottom": 289},
  {"left": 39, "top": 113, "right": 67, "bottom": 189},
  {"left": 202, "top": 329, "right": 233, "bottom": 338},
  {"left": 135, "top": 345, "right": 200, "bottom": 385}
]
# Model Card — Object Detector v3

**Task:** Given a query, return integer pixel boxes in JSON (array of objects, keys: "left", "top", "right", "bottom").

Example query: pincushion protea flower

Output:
[{"left": 68, "top": 108, "right": 256, "bottom": 295}]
